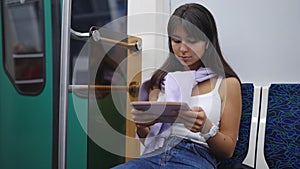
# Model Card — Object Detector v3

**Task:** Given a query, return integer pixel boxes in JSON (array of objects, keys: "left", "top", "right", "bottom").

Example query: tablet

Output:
[{"left": 130, "top": 101, "right": 190, "bottom": 123}]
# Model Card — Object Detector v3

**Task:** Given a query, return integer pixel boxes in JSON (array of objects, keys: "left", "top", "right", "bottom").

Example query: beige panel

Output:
[{"left": 126, "top": 36, "right": 142, "bottom": 161}]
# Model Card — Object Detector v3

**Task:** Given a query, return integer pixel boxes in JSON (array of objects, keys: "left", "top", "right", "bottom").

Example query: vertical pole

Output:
[{"left": 58, "top": 0, "right": 72, "bottom": 169}]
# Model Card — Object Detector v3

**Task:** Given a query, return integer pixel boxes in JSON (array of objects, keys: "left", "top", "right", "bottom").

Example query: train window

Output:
[
  {"left": 70, "top": 0, "right": 128, "bottom": 86},
  {"left": 1, "top": 0, "right": 45, "bottom": 95}
]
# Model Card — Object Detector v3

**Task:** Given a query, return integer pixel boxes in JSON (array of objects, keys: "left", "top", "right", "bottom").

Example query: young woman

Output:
[{"left": 112, "top": 3, "right": 242, "bottom": 169}]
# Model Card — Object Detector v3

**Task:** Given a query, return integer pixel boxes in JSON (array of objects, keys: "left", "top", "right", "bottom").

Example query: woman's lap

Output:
[{"left": 111, "top": 137, "right": 217, "bottom": 169}]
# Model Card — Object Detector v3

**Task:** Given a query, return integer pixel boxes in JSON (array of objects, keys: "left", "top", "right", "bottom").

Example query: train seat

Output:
[
  {"left": 218, "top": 83, "right": 261, "bottom": 169},
  {"left": 256, "top": 84, "right": 300, "bottom": 169}
]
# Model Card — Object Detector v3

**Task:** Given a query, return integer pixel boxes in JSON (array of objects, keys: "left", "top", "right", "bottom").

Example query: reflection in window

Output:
[{"left": 2, "top": 0, "right": 45, "bottom": 95}]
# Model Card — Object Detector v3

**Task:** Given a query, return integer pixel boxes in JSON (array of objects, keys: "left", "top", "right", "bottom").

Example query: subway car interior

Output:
[{"left": 0, "top": 0, "right": 299, "bottom": 169}]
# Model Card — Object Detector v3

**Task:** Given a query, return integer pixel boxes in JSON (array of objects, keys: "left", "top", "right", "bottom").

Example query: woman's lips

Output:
[{"left": 179, "top": 56, "right": 191, "bottom": 62}]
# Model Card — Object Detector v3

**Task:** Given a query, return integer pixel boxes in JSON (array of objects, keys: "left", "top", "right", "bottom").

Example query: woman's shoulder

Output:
[
  {"left": 221, "top": 76, "right": 241, "bottom": 86},
  {"left": 219, "top": 76, "right": 241, "bottom": 98}
]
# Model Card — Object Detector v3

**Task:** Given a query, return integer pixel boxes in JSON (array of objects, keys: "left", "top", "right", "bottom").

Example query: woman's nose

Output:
[{"left": 179, "top": 43, "right": 188, "bottom": 53}]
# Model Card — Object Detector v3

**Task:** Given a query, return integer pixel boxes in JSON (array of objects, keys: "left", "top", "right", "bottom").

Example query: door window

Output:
[{"left": 2, "top": 0, "right": 45, "bottom": 95}]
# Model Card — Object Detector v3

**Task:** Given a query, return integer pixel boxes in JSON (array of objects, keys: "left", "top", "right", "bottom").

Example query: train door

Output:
[
  {"left": 0, "top": 0, "right": 141, "bottom": 169},
  {"left": 0, "top": 0, "right": 55, "bottom": 168}
]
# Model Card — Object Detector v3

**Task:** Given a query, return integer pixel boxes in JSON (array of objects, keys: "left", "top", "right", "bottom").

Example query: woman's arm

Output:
[
  {"left": 178, "top": 77, "right": 242, "bottom": 160},
  {"left": 134, "top": 87, "right": 161, "bottom": 139},
  {"left": 207, "top": 77, "right": 242, "bottom": 160},
  {"left": 136, "top": 124, "right": 150, "bottom": 138}
]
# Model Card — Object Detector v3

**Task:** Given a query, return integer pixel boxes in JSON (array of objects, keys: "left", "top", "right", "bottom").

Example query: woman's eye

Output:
[
  {"left": 187, "top": 39, "right": 197, "bottom": 44},
  {"left": 171, "top": 38, "right": 181, "bottom": 43}
]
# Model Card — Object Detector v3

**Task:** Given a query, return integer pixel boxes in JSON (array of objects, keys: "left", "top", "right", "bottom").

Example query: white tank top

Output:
[{"left": 157, "top": 76, "right": 223, "bottom": 147}]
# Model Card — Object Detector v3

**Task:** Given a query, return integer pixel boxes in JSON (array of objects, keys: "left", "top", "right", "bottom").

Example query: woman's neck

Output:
[{"left": 187, "top": 61, "right": 201, "bottom": 70}]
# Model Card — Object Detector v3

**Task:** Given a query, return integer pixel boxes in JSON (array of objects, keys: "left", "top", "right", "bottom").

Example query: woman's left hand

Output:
[{"left": 178, "top": 107, "right": 208, "bottom": 133}]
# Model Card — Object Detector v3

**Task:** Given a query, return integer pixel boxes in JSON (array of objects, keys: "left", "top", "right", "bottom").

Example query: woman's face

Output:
[{"left": 171, "top": 25, "right": 207, "bottom": 70}]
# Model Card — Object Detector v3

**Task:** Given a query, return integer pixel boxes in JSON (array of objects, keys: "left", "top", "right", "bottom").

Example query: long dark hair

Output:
[{"left": 150, "top": 3, "right": 239, "bottom": 89}]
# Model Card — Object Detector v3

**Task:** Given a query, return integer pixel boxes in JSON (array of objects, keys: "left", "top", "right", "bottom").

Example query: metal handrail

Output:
[
  {"left": 68, "top": 84, "right": 140, "bottom": 92},
  {"left": 69, "top": 83, "right": 140, "bottom": 98},
  {"left": 69, "top": 84, "right": 128, "bottom": 91},
  {"left": 70, "top": 28, "right": 90, "bottom": 40},
  {"left": 70, "top": 28, "right": 142, "bottom": 51},
  {"left": 58, "top": 0, "right": 72, "bottom": 169}
]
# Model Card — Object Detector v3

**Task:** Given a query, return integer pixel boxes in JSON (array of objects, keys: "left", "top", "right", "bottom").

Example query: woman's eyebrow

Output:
[
  {"left": 171, "top": 34, "right": 180, "bottom": 38},
  {"left": 186, "top": 34, "right": 196, "bottom": 39}
]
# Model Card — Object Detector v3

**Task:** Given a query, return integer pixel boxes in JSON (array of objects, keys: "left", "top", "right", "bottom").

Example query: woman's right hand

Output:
[{"left": 178, "top": 107, "right": 208, "bottom": 133}]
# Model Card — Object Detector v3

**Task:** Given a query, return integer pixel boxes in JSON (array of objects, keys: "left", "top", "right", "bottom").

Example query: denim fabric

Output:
[{"left": 111, "top": 136, "right": 217, "bottom": 169}]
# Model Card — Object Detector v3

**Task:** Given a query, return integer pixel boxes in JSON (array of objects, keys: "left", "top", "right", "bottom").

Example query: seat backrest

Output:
[{"left": 264, "top": 84, "right": 300, "bottom": 168}]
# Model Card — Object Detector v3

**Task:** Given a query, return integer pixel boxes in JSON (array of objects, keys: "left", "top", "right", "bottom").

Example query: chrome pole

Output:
[{"left": 58, "top": 0, "right": 72, "bottom": 168}]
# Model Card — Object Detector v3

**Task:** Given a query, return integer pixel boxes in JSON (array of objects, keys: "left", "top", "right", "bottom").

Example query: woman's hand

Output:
[
  {"left": 178, "top": 107, "right": 212, "bottom": 133},
  {"left": 131, "top": 108, "right": 157, "bottom": 139},
  {"left": 132, "top": 87, "right": 161, "bottom": 128},
  {"left": 131, "top": 108, "right": 158, "bottom": 127}
]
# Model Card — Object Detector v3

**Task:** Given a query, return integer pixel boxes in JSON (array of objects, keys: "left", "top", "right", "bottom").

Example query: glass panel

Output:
[
  {"left": 85, "top": 27, "right": 141, "bottom": 169},
  {"left": 68, "top": 1, "right": 143, "bottom": 168},
  {"left": 70, "top": 0, "right": 128, "bottom": 86},
  {"left": 2, "top": 0, "right": 45, "bottom": 95}
]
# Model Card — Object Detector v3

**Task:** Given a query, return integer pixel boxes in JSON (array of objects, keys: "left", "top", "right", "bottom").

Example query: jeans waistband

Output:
[{"left": 165, "top": 136, "right": 204, "bottom": 148}]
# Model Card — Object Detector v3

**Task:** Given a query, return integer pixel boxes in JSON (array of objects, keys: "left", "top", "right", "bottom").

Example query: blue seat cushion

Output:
[{"left": 264, "top": 84, "right": 300, "bottom": 169}]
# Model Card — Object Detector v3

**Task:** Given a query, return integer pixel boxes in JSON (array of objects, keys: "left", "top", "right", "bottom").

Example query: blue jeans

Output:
[{"left": 111, "top": 136, "right": 217, "bottom": 169}]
